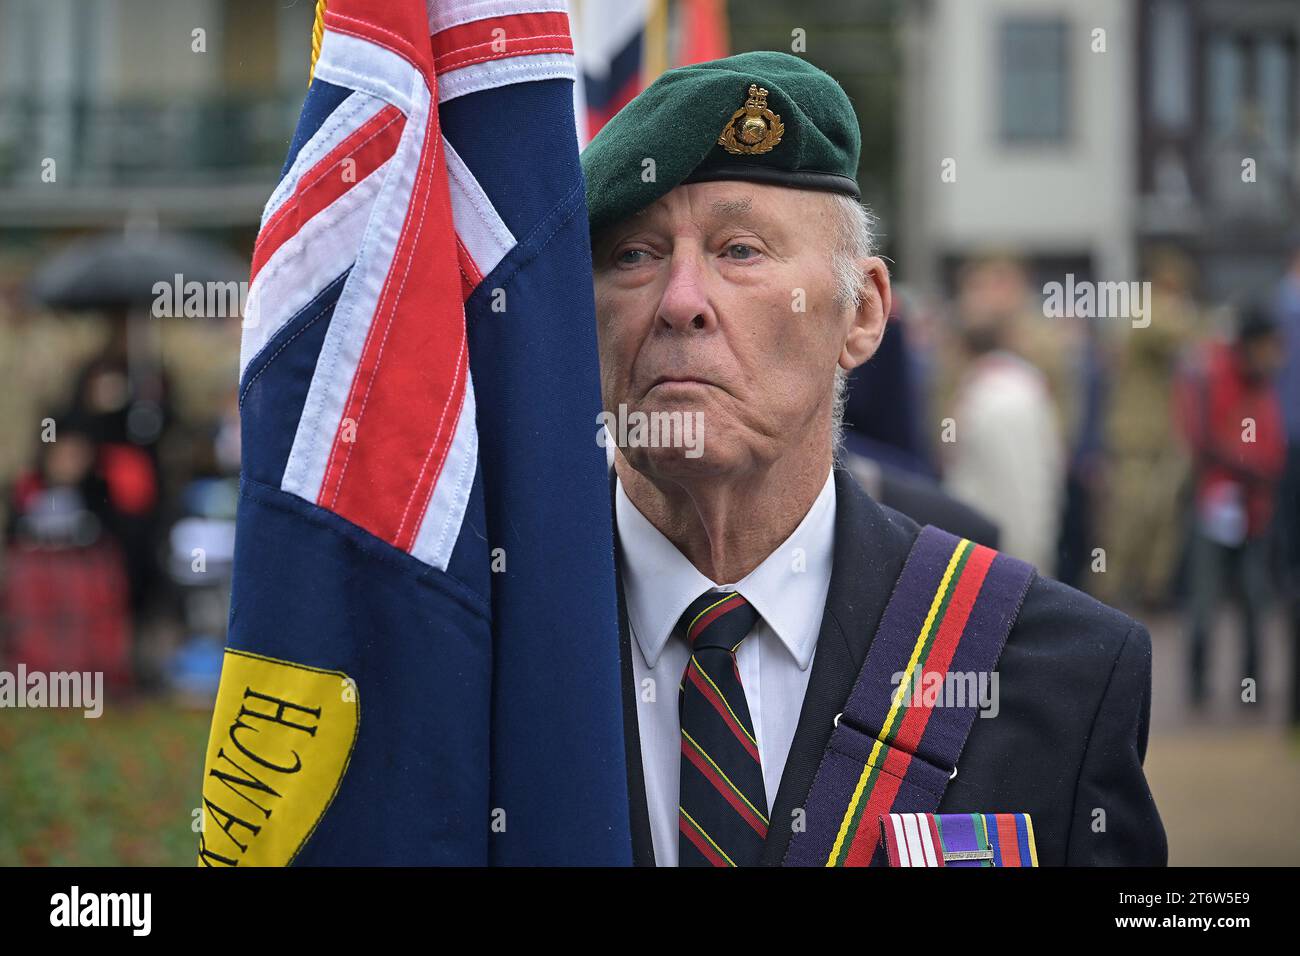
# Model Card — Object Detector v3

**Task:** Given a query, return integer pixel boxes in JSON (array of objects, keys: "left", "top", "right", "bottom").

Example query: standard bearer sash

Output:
[{"left": 783, "top": 525, "right": 1035, "bottom": 867}]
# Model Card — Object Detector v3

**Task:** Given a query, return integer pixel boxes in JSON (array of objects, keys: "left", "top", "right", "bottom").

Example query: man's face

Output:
[{"left": 592, "top": 180, "right": 879, "bottom": 481}]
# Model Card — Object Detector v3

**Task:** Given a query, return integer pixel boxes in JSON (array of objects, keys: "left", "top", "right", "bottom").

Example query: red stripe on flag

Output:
[
  {"left": 251, "top": 105, "right": 405, "bottom": 281},
  {"left": 403, "top": 366, "right": 470, "bottom": 547},
  {"left": 317, "top": 124, "right": 466, "bottom": 547},
  {"left": 680, "top": 738, "right": 768, "bottom": 836},
  {"left": 326, "top": 6, "right": 429, "bottom": 69},
  {"left": 455, "top": 234, "right": 483, "bottom": 301},
  {"left": 891, "top": 544, "right": 996, "bottom": 755},
  {"left": 315, "top": 12, "right": 467, "bottom": 552},
  {"left": 431, "top": 12, "right": 573, "bottom": 75}
]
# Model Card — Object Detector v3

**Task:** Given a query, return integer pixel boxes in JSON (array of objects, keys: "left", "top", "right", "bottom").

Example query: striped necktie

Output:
[{"left": 677, "top": 589, "right": 768, "bottom": 866}]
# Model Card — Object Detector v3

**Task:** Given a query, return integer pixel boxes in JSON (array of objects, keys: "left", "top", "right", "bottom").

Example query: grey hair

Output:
[
  {"left": 829, "top": 193, "right": 880, "bottom": 308},
  {"left": 831, "top": 366, "right": 850, "bottom": 463},
  {"left": 826, "top": 194, "right": 879, "bottom": 461}
]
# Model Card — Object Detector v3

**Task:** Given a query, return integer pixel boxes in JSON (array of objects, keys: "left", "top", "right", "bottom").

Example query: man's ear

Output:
[{"left": 839, "top": 256, "right": 891, "bottom": 372}]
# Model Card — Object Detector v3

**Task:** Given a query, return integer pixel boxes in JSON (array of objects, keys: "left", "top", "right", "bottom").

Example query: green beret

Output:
[{"left": 581, "top": 51, "right": 861, "bottom": 238}]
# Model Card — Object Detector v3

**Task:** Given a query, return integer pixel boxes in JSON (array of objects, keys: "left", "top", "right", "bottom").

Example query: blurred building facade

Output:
[
  {"left": 899, "top": 0, "right": 1300, "bottom": 300},
  {"left": 0, "top": 0, "right": 313, "bottom": 231},
  {"left": 899, "top": 0, "right": 1137, "bottom": 293},
  {"left": 1136, "top": 0, "right": 1299, "bottom": 301}
]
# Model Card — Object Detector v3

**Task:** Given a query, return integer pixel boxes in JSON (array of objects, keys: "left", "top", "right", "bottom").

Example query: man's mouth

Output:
[{"left": 645, "top": 376, "right": 719, "bottom": 397}]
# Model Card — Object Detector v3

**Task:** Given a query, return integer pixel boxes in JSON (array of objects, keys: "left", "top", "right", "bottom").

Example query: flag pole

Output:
[
  {"left": 309, "top": 0, "right": 327, "bottom": 84},
  {"left": 643, "top": 0, "right": 669, "bottom": 84}
]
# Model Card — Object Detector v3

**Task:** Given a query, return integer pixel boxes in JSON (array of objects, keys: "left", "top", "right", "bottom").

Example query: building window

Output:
[
  {"left": 1204, "top": 30, "right": 1296, "bottom": 145},
  {"left": 1257, "top": 38, "right": 1293, "bottom": 150},
  {"left": 999, "top": 18, "right": 1069, "bottom": 144},
  {"left": 1150, "top": 0, "right": 1192, "bottom": 131},
  {"left": 1205, "top": 34, "right": 1246, "bottom": 139}
]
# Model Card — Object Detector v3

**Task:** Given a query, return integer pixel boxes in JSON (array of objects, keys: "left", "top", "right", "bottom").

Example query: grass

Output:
[{"left": 0, "top": 699, "right": 214, "bottom": 865}]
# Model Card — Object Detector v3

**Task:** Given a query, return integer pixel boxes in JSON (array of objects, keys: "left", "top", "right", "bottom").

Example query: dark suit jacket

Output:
[{"left": 615, "top": 466, "right": 1168, "bottom": 866}]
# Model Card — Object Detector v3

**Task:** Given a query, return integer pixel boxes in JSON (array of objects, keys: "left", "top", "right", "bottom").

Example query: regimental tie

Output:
[{"left": 677, "top": 589, "right": 768, "bottom": 866}]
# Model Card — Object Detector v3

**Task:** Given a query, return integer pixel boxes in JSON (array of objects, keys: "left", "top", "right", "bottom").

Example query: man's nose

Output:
[{"left": 656, "top": 248, "right": 716, "bottom": 333}]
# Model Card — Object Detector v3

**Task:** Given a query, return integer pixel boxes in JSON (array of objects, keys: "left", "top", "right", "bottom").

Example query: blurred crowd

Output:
[
  {"left": 0, "top": 274, "right": 242, "bottom": 704},
  {"left": 843, "top": 242, "right": 1299, "bottom": 721},
  {"left": 1, "top": 236, "right": 1297, "bottom": 723}
]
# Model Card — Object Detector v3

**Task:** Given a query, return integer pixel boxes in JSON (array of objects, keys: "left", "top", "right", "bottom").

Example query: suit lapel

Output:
[{"left": 758, "top": 466, "right": 916, "bottom": 864}]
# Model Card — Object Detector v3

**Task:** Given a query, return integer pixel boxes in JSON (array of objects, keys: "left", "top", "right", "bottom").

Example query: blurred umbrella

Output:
[
  {"left": 28, "top": 229, "right": 248, "bottom": 313},
  {"left": 24, "top": 222, "right": 248, "bottom": 452}
]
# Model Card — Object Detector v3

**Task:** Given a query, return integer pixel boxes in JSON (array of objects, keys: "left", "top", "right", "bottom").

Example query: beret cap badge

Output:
[{"left": 717, "top": 84, "right": 784, "bottom": 155}]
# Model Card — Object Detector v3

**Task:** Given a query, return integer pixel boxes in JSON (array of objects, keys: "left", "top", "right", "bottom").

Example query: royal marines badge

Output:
[{"left": 718, "top": 83, "right": 785, "bottom": 155}]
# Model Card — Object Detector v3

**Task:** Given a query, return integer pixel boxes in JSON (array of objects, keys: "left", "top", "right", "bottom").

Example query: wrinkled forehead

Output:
[{"left": 594, "top": 180, "right": 829, "bottom": 246}]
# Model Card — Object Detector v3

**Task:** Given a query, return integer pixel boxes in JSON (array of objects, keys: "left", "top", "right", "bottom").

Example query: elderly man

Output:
[{"left": 581, "top": 51, "right": 1165, "bottom": 867}]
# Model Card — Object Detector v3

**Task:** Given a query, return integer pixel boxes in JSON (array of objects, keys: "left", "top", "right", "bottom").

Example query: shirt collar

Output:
[{"left": 615, "top": 469, "right": 836, "bottom": 671}]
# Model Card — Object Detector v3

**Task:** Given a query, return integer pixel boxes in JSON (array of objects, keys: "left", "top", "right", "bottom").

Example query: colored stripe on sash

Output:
[{"left": 829, "top": 538, "right": 987, "bottom": 866}]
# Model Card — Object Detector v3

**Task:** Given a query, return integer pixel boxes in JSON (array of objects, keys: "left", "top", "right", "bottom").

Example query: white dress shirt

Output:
[{"left": 615, "top": 469, "right": 836, "bottom": 866}]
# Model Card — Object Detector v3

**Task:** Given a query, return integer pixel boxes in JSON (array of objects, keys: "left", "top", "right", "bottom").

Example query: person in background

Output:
[
  {"left": 3, "top": 411, "right": 133, "bottom": 689},
  {"left": 841, "top": 290, "right": 934, "bottom": 478},
  {"left": 842, "top": 292, "right": 1000, "bottom": 549},
  {"left": 1096, "top": 248, "right": 1198, "bottom": 609},
  {"left": 6, "top": 412, "right": 112, "bottom": 548},
  {"left": 67, "top": 310, "right": 169, "bottom": 619},
  {"left": 940, "top": 260, "right": 1064, "bottom": 574},
  {"left": 1176, "top": 303, "right": 1287, "bottom": 709}
]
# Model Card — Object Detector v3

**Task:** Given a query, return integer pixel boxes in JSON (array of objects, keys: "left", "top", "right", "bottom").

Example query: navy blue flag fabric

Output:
[{"left": 198, "top": 0, "right": 630, "bottom": 866}]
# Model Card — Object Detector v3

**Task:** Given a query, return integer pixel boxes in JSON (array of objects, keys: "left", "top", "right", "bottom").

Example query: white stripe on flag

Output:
[
  {"left": 890, "top": 813, "right": 910, "bottom": 866},
  {"left": 410, "top": 366, "right": 478, "bottom": 570},
  {"left": 313, "top": 29, "right": 423, "bottom": 116},
  {"left": 443, "top": 136, "right": 516, "bottom": 279},
  {"left": 426, "top": 0, "right": 570, "bottom": 35},
  {"left": 260, "top": 91, "right": 387, "bottom": 231},
  {"left": 902, "top": 813, "right": 926, "bottom": 867},
  {"left": 282, "top": 31, "right": 433, "bottom": 506},
  {"left": 436, "top": 52, "right": 575, "bottom": 103},
  {"left": 242, "top": 162, "right": 389, "bottom": 381}
]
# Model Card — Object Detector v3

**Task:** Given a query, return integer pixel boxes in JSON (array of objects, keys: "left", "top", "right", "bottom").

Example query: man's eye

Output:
[
  {"left": 725, "top": 243, "right": 758, "bottom": 260},
  {"left": 616, "top": 248, "right": 651, "bottom": 265}
]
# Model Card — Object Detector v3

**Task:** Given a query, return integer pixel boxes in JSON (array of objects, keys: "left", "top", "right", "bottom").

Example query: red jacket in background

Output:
[{"left": 1176, "top": 339, "right": 1286, "bottom": 539}]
